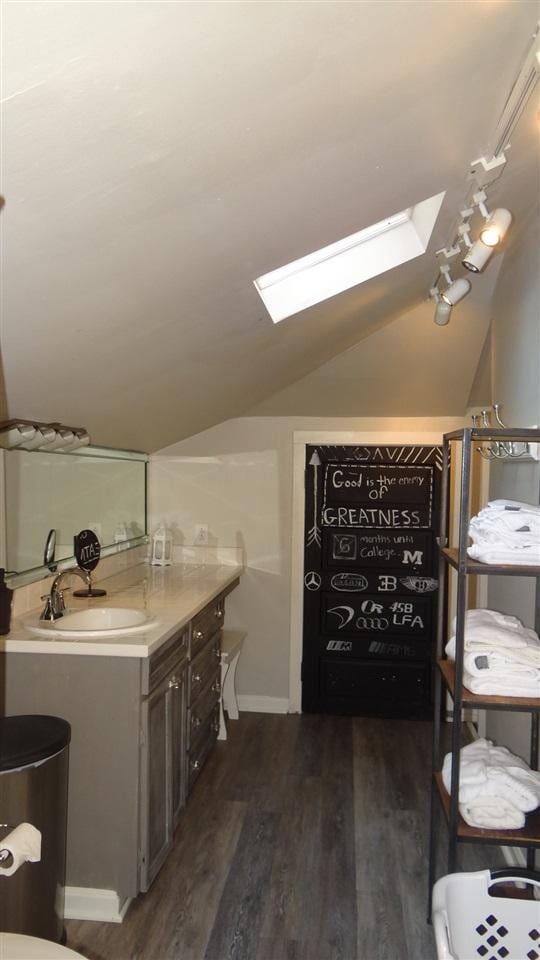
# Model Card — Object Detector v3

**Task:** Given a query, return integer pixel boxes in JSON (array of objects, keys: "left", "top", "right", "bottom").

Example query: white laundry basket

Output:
[{"left": 432, "top": 869, "right": 540, "bottom": 960}]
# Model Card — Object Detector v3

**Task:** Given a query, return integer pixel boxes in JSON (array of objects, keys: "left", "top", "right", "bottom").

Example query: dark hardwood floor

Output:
[{"left": 66, "top": 713, "right": 504, "bottom": 960}]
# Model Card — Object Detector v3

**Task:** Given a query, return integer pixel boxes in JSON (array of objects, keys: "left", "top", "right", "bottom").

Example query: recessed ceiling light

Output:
[{"left": 254, "top": 192, "right": 445, "bottom": 323}]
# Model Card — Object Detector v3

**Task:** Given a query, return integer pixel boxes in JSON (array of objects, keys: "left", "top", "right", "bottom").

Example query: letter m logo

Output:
[{"left": 403, "top": 549, "right": 423, "bottom": 565}]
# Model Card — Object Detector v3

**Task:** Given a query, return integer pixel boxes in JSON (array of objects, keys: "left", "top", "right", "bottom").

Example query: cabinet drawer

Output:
[
  {"left": 191, "top": 598, "right": 225, "bottom": 657},
  {"left": 189, "top": 635, "right": 221, "bottom": 705},
  {"left": 321, "top": 657, "right": 429, "bottom": 702},
  {"left": 142, "top": 627, "right": 189, "bottom": 695},
  {"left": 188, "top": 664, "right": 221, "bottom": 749},
  {"left": 187, "top": 704, "right": 220, "bottom": 792}
]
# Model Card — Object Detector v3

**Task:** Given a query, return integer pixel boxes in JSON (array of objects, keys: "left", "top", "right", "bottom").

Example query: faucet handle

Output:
[{"left": 40, "top": 596, "right": 54, "bottom": 621}]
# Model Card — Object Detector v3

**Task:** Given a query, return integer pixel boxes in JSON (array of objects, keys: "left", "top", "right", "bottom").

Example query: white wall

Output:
[
  {"left": 484, "top": 208, "right": 540, "bottom": 762},
  {"left": 150, "top": 415, "right": 464, "bottom": 706}
]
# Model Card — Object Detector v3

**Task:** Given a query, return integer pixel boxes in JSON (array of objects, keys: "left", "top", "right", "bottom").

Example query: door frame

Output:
[{"left": 288, "top": 428, "right": 465, "bottom": 713}]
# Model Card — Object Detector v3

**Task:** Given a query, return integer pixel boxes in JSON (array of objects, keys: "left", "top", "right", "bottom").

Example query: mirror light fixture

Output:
[{"left": 0, "top": 419, "right": 91, "bottom": 452}]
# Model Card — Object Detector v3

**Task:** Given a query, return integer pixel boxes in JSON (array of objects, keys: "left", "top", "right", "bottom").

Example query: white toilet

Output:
[{"left": 0, "top": 933, "right": 87, "bottom": 959}]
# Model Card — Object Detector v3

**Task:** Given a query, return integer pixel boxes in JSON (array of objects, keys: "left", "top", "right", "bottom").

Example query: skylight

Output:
[{"left": 254, "top": 191, "right": 445, "bottom": 323}]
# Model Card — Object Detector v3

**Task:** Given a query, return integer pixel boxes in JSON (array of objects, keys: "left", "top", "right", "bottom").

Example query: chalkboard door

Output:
[{"left": 302, "top": 444, "right": 443, "bottom": 718}]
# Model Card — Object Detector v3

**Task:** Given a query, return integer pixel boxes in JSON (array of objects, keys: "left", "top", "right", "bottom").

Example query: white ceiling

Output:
[{"left": 1, "top": 1, "right": 538, "bottom": 451}]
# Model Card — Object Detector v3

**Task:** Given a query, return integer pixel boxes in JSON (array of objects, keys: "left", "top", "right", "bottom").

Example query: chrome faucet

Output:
[{"left": 40, "top": 568, "right": 91, "bottom": 622}]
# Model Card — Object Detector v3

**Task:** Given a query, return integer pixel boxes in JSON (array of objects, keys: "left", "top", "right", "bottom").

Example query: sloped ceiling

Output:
[{"left": 1, "top": 1, "right": 538, "bottom": 451}]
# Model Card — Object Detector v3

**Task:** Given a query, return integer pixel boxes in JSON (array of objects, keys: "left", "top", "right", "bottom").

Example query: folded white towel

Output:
[
  {"left": 442, "top": 739, "right": 540, "bottom": 815},
  {"left": 446, "top": 611, "right": 540, "bottom": 667},
  {"left": 486, "top": 763, "right": 540, "bottom": 811},
  {"left": 461, "top": 795, "right": 525, "bottom": 830},
  {"left": 463, "top": 669, "right": 540, "bottom": 698},
  {"left": 467, "top": 544, "right": 540, "bottom": 565},
  {"left": 451, "top": 608, "right": 527, "bottom": 634},
  {"left": 464, "top": 651, "right": 540, "bottom": 680},
  {"left": 483, "top": 499, "right": 540, "bottom": 516}
]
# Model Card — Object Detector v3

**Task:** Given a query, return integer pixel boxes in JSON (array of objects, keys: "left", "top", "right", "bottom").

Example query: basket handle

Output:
[
  {"left": 432, "top": 908, "right": 455, "bottom": 960},
  {"left": 489, "top": 868, "right": 540, "bottom": 891}
]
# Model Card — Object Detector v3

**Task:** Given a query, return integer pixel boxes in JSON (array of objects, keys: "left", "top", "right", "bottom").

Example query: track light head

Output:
[
  {"left": 441, "top": 277, "right": 471, "bottom": 305},
  {"left": 434, "top": 300, "right": 452, "bottom": 326},
  {"left": 462, "top": 239, "right": 493, "bottom": 273},
  {"left": 479, "top": 208, "right": 512, "bottom": 247}
]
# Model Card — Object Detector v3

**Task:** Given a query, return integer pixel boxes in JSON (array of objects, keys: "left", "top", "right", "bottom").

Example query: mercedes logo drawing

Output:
[{"left": 304, "top": 571, "right": 322, "bottom": 591}]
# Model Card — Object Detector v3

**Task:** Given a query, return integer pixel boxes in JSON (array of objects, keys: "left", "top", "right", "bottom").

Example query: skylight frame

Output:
[{"left": 254, "top": 192, "right": 445, "bottom": 323}]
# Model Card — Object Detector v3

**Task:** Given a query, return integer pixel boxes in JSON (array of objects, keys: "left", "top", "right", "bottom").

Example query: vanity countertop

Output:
[{"left": 1, "top": 562, "right": 242, "bottom": 658}]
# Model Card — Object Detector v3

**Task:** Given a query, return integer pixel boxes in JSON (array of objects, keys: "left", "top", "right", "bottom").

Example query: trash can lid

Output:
[{"left": 0, "top": 715, "right": 71, "bottom": 771}]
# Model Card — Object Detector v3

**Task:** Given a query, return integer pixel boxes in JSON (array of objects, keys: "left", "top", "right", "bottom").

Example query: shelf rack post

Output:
[{"left": 427, "top": 425, "right": 540, "bottom": 920}]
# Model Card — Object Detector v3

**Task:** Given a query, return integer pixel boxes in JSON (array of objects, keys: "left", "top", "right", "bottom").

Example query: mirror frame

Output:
[{"left": 1, "top": 443, "right": 149, "bottom": 589}]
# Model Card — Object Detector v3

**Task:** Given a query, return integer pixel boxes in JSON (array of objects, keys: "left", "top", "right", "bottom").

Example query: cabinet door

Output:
[
  {"left": 140, "top": 674, "right": 173, "bottom": 891},
  {"left": 170, "top": 664, "right": 187, "bottom": 830},
  {"left": 140, "top": 660, "right": 188, "bottom": 891}
]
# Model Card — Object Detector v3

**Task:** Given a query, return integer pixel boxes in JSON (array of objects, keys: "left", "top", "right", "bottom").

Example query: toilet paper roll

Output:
[{"left": 0, "top": 823, "right": 42, "bottom": 877}]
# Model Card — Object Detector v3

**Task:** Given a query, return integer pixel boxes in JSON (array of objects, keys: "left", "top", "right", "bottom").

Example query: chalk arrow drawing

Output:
[{"left": 306, "top": 450, "right": 322, "bottom": 548}]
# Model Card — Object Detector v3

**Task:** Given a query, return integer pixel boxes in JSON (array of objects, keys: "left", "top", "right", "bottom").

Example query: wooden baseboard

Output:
[{"left": 236, "top": 695, "right": 289, "bottom": 714}]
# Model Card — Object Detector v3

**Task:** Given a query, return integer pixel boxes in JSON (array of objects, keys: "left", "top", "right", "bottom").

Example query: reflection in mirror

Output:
[{"left": 1, "top": 446, "right": 148, "bottom": 583}]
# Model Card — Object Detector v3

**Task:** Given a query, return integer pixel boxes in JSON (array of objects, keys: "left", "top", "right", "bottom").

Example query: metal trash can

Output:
[{"left": 0, "top": 715, "right": 71, "bottom": 942}]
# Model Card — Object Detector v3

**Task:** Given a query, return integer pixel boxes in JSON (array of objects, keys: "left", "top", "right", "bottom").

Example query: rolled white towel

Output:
[{"left": 461, "top": 795, "right": 525, "bottom": 830}]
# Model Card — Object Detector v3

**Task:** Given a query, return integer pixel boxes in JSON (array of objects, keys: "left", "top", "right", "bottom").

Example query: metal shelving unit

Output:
[{"left": 427, "top": 427, "right": 540, "bottom": 914}]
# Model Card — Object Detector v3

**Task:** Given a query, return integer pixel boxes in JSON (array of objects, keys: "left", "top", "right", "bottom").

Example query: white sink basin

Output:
[{"left": 25, "top": 607, "right": 157, "bottom": 638}]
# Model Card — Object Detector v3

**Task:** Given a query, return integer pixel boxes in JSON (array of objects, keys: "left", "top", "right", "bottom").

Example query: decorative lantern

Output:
[{"left": 151, "top": 524, "right": 173, "bottom": 566}]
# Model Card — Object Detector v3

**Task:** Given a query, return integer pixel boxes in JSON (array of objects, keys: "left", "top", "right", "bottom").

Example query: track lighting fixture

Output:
[
  {"left": 462, "top": 192, "right": 512, "bottom": 273},
  {"left": 430, "top": 263, "right": 470, "bottom": 325},
  {"left": 479, "top": 208, "right": 512, "bottom": 247},
  {"left": 462, "top": 240, "right": 493, "bottom": 274},
  {"left": 434, "top": 299, "right": 452, "bottom": 326},
  {"left": 440, "top": 277, "right": 471, "bottom": 306}
]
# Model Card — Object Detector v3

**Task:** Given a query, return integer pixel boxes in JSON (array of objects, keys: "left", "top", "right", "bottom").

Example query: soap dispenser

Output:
[{"left": 0, "top": 569, "right": 13, "bottom": 635}]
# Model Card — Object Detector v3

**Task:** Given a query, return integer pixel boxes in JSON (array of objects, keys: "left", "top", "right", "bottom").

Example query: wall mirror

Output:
[{"left": 0, "top": 445, "right": 148, "bottom": 587}]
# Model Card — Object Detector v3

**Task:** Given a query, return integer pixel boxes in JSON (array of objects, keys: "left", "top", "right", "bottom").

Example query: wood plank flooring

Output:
[{"left": 66, "top": 713, "right": 504, "bottom": 960}]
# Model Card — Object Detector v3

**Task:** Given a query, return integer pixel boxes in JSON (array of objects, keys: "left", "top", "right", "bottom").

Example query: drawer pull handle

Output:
[
  {"left": 215, "top": 609, "right": 223, "bottom": 619},
  {"left": 168, "top": 676, "right": 180, "bottom": 690},
  {"left": 192, "top": 673, "right": 202, "bottom": 684},
  {"left": 194, "top": 629, "right": 205, "bottom": 641},
  {"left": 191, "top": 759, "right": 201, "bottom": 771},
  {"left": 212, "top": 680, "right": 221, "bottom": 694}
]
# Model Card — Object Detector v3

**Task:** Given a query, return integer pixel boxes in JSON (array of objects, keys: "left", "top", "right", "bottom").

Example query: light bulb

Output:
[{"left": 479, "top": 208, "right": 512, "bottom": 247}]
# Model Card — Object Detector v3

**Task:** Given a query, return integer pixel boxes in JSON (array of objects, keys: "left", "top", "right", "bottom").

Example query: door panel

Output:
[{"left": 302, "top": 443, "right": 443, "bottom": 718}]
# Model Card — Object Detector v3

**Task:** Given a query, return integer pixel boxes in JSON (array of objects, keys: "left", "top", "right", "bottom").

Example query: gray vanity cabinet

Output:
[{"left": 2, "top": 576, "right": 239, "bottom": 906}]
